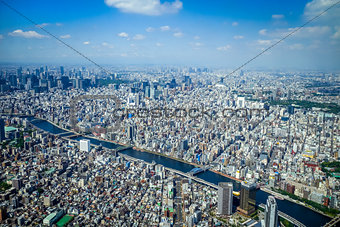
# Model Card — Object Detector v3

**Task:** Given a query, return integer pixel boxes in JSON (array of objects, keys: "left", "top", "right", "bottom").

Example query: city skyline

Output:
[
  {"left": 0, "top": 0, "right": 339, "bottom": 70},
  {"left": 0, "top": 1, "right": 339, "bottom": 226}
]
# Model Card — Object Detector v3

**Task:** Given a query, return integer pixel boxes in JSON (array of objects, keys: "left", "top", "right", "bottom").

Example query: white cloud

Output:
[
  {"left": 118, "top": 32, "right": 129, "bottom": 38},
  {"left": 173, "top": 32, "right": 183, "bottom": 37},
  {"left": 146, "top": 27, "right": 154, "bottom": 32},
  {"left": 160, "top": 25, "right": 170, "bottom": 31},
  {"left": 194, "top": 36, "right": 200, "bottom": 40},
  {"left": 289, "top": 43, "right": 304, "bottom": 50},
  {"left": 269, "top": 26, "right": 331, "bottom": 38},
  {"left": 259, "top": 29, "right": 267, "bottom": 35},
  {"left": 232, "top": 22, "right": 238, "bottom": 26},
  {"left": 304, "top": 0, "right": 340, "bottom": 20},
  {"left": 233, "top": 35, "right": 244, "bottom": 40},
  {"left": 102, "top": 42, "right": 114, "bottom": 48},
  {"left": 272, "top": 14, "right": 284, "bottom": 19},
  {"left": 257, "top": 39, "right": 274, "bottom": 45},
  {"left": 331, "top": 26, "right": 340, "bottom": 39},
  {"left": 60, "top": 34, "right": 71, "bottom": 39},
  {"left": 217, "top": 45, "right": 231, "bottom": 51},
  {"left": 190, "top": 42, "right": 203, "bottom": 50},
  {"left": 156, "top": 42, "right": 163, "bottom": 46},
  {"left": 104, "top": 0, "right": 183, "bottom": 16},
  {"left": 121, "top": 53, "right": 127, "bottom": 57},
  {"left": 56, "top": 23, "right": 63, "bottom": 26},
  {"left": 9, "top": 29, "right": 46, "bottom": 38},
  {"left": 0, "top": 35, "right": 3, "bottom": 39},
  {"left": 83, "top": 41, "right": 90, "bottom": 45},
  {"left": 133, "top": 34, "right": 146, "bottom": 40},
  {"left": 36, "top": 23, "right": 50, "bottom": 28}
]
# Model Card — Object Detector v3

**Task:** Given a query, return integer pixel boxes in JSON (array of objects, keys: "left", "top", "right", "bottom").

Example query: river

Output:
[{"left": 29, "top": 118, "right": 331, "bottom": 227}]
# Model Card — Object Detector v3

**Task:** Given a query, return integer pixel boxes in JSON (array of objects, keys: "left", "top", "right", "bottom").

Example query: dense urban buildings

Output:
[{"left": 0, "top": 64, "right": 338, "bottom": 226}]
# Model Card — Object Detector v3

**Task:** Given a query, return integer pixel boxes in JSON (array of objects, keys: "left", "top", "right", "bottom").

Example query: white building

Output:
[
  {"left": 217, "top": 182, "right": 233, "bottom": 215},
  {"left": 263, "top": 196, "right": 278, "bottom": 227},
  {"left": 79, "top": 139, "right": 90, "bottom": 152}
]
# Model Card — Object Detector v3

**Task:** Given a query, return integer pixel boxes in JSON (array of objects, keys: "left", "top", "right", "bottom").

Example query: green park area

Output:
[
  {"left": 274, "top": 188, "right": 340, "bottom": 217},
  {"left": 0, "top": 181, "right": 11, "bottom": 192},
  {"left": 56, "top": 214, "right": 74, "bottom": 227},
  {"left": 321, "top": 161, "right": 340, "bottom": 178},
  {"left": 269, "top": 100, "right": 340, "bottom": 114}
]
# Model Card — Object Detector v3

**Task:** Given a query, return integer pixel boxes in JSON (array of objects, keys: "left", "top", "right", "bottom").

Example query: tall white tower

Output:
[{"left": 217, "top": 182, "right": 233, "bottom": 215}]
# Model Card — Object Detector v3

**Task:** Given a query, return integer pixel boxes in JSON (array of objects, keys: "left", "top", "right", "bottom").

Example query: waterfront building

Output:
[
  {"left": 263, "top": 196, "right": 278, "bottom": 227},
  {"left": 217, "top": 182, "right": 233, "bottom": 215},
  {"left": 79, "top": 139, "right": 90, "bottom": 152},
  {"left": 237, "top": 181, "right": 257, "bottom": 216}
]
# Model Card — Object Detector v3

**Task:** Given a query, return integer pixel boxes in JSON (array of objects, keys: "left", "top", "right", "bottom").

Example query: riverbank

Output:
[
  {"left": 45, "top": 119, "right": 241, "bottom": 183},
  {"left": 261, "top": 187, "right": 334, "bottom": 219}
]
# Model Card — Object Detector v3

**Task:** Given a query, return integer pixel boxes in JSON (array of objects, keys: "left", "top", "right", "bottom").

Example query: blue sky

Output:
[{"left": 0, "top": 0, "right": 339, "bottom": 70}]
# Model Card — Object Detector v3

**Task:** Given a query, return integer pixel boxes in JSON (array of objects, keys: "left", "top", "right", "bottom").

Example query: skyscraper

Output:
[
  {"left": 218, "top": 182, "right": 233, "bottom": 215},
  {"left": 0, "top": 118, "right": 5, "bottom": 142},
  {"left": 12, "top": 178, "right": 22, "bottom": 190},
  {"left": 264, "top": 196, "right": 278, "bottom": 227},
  {"left": 237, "top": 181, "right": 257, "bottom": 216},
  {"left": 60, "top": 66, "right": 64, "bottom": 75},
  {"left": 127, "top": 125, "right": 135, "bottom": 141}
]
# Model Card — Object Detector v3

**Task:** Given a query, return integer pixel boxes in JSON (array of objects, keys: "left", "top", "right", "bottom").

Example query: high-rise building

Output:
[
  {"left": 263, "top": 196, "right": 278, "bottom": 227},
  {"left": 0, "top": 206, "right": 6, "bottom": 221},
  {"left": 127, "top": 125, "right": 135, "bottom": 141},
  {"left": 145, "top": 86, "right": 150, "bottom": 98},
  {"left": 60, "top": 66, "right": 64, "bottom": 75},
  {"left": 237, "top": 181, "right": 257, "bottom": 216},
  {"left": 180, "top": 140, "right": 188, "bottom": 151},
  {"left": 217, "top": 182, "right": 233, "bottom": 215},
  {"left": 79, "top": 139, "right": 90, "bottom": 152},
  {"left": 0, "top": 118, "right": 5, "bottom": 142},
  {"left": 237, "top": 97, "right": 245, "bottom": 108},
  {"left": 44, "top": 195, "right": 52, "bottom": 206},
  {"left": 12, "top": 178, "right": 22, "bottom": 190}
]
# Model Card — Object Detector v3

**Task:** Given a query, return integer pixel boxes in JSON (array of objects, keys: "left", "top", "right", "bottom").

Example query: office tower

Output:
[
  {"left": 60, "top": 76, "right": 70, "bottom": 89},
  {"left": 75, "top": 78, "right": 81, "bottom": 89},
  {"left": 79, "top": 139, "right": 90, "bottom": 152},
  {"left": 237, "top": 97, "right": 245, "bottom": 108},
  {"left": 287, "top": 105, "right": 294, "bottom": 115},
  {"left": 150, "top": 86, "right": 156, "bottom": 99},
  {"left": 60, "top": 66, "right": 64, "bottom": 75},
  {"left": 287, "top": 89, "right": 292, "bottom": 100},
  {"left": 180, "top": 140, "right": 188, "bottom": 151},
  {"left": 136, "top": 94, "right": 140, "bottom": 107},
  {"left": 184, "top": 75, "right": 192, "bottom": 85},
  {"left": 9, "top": 74, "right": 17, "bottom": 87},
  {"left": 264, "top": 196, "right": 278, "bottom": 227},
  {"left": 127, "top": 125, "right": 135, "bottom": 141},
  {"left": 217, "top": 182, "right": 233, "bottom": 215},
  {"left": 0, "top": 118, "right": 5, "bottom": 142},
  {"left": 12, "top": 178, "right": 22, "bottom": 190},
  {"left": 145, "top": 86, "right": 150, "bottom": 98},
  {"left": 237, "top": 181, "right": 257, "bottom": 216},
  {"left": 0, "top": 206, "right": 6, "bottom": 221},
  {"left": 44, "top": 195, "right": 52, "bottom": 206}
]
